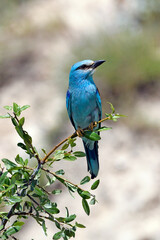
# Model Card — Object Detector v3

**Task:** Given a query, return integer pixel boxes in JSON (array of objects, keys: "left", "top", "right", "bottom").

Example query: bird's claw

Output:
[
  {"left": 88, "top": 121, "right": 97, "bottom": 131},
  {"left": 76, "top": 128, "right": 84, "bottom": 137}
]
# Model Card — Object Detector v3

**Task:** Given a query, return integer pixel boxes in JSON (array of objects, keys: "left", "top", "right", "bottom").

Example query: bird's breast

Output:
[{"left": 71, "top": 83, "right": 98, "bottom": 128}]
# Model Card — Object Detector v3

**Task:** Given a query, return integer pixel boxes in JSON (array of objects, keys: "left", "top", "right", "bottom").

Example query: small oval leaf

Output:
[
  {"left": 80, "top": 176, "right": 90, "bottom": 185},
  {"left": 19, "top": 117, "right": 25, "bottom": 126},
  {"left": 73, "top": 151, "right": 86, "bottom": 157},
  {"left": 75, "top": 222, "right": 86, "bottom": 228},
  {"left": 21, "top": 105, "right": 30, "bottom": 111},
  {"left": 53, "top": 231, "right": 62, "bottom": 240},
  {"left": 84, "top": 131, "right": 101, "bottom": 141},
  {"left": 91, "top": 179, "right": 100, "bottom": 190},
  {"left": 82, "top": 199, "right": 90, "bottom": 215},
  {"left": 52, "top": 189, "right": 62, "bottom": 195}
]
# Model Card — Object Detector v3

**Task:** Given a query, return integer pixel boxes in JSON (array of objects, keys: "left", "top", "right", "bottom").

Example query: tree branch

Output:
[
  {"left": 42, "top": 167, "right": 95, "bottom": 196},
  {"left": 41, "top": 116, "right": 110, "bottom": 164}
]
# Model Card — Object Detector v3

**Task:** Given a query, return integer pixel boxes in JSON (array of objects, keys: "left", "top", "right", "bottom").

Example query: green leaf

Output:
[
  {"left": 43, "top": 202, "right": 59, "bottom": 214},
  {"left": 107, "top": 102, "right": 115, "bottom": 114},
  {"left": 90, "top": 197, "right": 96, "bottom": 205},
  {"left": 5, "top": 226, "right": 20, "bottom": 236},
  {"left": 11, "top": 117, "right": 18, "bottom": 126},
  {"left": 15, "top": 154, "right": 24, "bottom": 165},
  {"left": 7, "top": 196, "right": 22, "bottom": 204},
  {"left": 54, "top": 151, "right": 65, "bottom": 161},
  {"left": 13, "top": 221, "right": 24, "bottom": 227},
  {"left": 19, "top": 117, "right": 25, "bottom": 126},
  {"left": 0, "top": 225, "right": 4, "bottom": 230},
  {"left": 4, "top": 221, "right": 24, "bottom": 236},
  {"left": 97, "top": 126, "right": 112, "bottom": 132},
  {"left": 73, "top": 151, "right": 86, "bottom": 157},
  {"left": 5, "top": 221, "right": 24, "bottom": 237},
  {"left": 53, "top": 231, "right": 62, "bottom": 240},
  {"left": 13, "top": 102, "right": 21, "bottom": 116},
  {"left": 52, "top": 189, "right": 62, "bottom": 195},
  {"left": 61, "top": 143, "right": 69, "bottom": 150},
  {"left": 91, "top": 179, "right": 100, "bottom": 190},
  {"left": 2, "top": 184, "right": 15, "bottom": 194},
  {"left": 65, "top": 214, "right": 76, "bottom": 223},
  {"left": 44, "top": 207, "right": 59, "bottom": 214},
  {"left": 63, "top": 155, "right": 77, "bottom": 161},
  {"left": 115, "top": 113, "right": 127, "bottom": 118},
  {"left": 0, "top": 114, "right": 10, "bottom": 119},
  {"left": 42, "top": 148, "right": 47, "bottom": 155},
  {"left": 17, "top": 142, "right": 27, "bottom": 150},
  {"left": 55, "top": 217, "right": 65, "bottom": 223},
  {"left": 2, "top": 159, "right": 17, "bottom": 170},
  {"left": 84, "top": 131, "right": 101, "bottom": 141},
  {"left": 68, "top": 138, "right": 76, "bottom": 148},
  {"left": 82, "top": 199, "right": 90, "bottom": 215},
  {"left": 0, "top": 172, "right": 8, "bottom": 185},
  {"left": 111, "top": 113, "right": 127, "bottom": 122},
  {"left": 64, "top": 229, "right": 75, "bottom": 238},
  {"left": 3, "top": 105, "right": 12, "bottom": 111},
  {"left": 34, "top": 187, "right": 45, "bottom": 196},
  {"left": 21, "top": 105, "right": 30, "bottom": 111},
  {"left": 24, "top": 159, "right": 28, "bottom": 166},
  {"left": 15, "top": 126, "right": 24, "bottom": 138},
  {"left": 45, "top": 174, "right": 56, "bottom": 186},
  {"left": 42, "top": 220, "right": 47, "bottom": 236},
  {"left": 65, "top": 207, "right": 69, "bottom": 217},
  {"left": 24, "top": 133, "right": 32, "bottom": 145},
  {"left": 65, "top": 182, "right": 77, "bottom": 192},
  {"left": 55, "top": 221, "right": 61, "bottom": 230},
  {"left": 75, "top": 222, "right": 86, "bottom": 228},
  {"left": 80, "top": 191, "right": 91, "bottom": 199},
  {"left": 55, "top": 169, "right": 65, "bottom": 175},
  {"left": 80, "top": 176, "right": 90, "bottom": 185},
  {"left": 71, "top": 142, "right": 76, "bottom": 148},
  {"left": 0, "top": 212, "right": 8, "bottom": 219}
]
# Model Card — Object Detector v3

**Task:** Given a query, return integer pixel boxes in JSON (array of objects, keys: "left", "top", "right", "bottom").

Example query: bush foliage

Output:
[{"left": 0, "top": 102, "right": 123, "bottom": 239}]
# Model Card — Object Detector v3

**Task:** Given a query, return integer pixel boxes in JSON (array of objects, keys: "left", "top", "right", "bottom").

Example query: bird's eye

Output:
[
  {"left": 76, "top": 64, "right": 94, "bottom": 70},
  {"left": 76, "top": 64, "right": 87, "bottom": 70}
]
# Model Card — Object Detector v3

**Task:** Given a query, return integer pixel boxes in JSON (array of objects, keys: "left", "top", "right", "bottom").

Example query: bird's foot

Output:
[
  {"left": 76, "top": 127, "right": 84, "bottom": 137},
  {"left": 88, "top": 121, "right": 97, "bottom": 131}
]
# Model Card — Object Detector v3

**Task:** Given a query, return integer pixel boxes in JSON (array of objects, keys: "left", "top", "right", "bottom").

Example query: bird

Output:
[{"left": 66, "top": 59, "right": 105, "bottom": 179}]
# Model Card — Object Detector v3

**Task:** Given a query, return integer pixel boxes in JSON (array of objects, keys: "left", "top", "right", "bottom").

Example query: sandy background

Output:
[{"left": 0, "top": 0, "right": 160, "bottom": 239}]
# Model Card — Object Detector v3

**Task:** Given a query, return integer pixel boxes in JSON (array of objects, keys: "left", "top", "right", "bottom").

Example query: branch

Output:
[
  {"left": 27, "top": 194, "right": 54, "bottom": 219},
  {"left": 41, "top": 134, "right": 74, "bottom": 164},
  {"left": 1, "top": 203, "right": 19, "bottom": 231},
  {"left": 42, "top": 167, "right": 95, "bottom": 197},
  {"left": 41, "top": 116, "right": 110, "bottom": 164}
]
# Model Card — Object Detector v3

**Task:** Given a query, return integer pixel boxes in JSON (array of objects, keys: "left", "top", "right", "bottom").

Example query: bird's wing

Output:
[
  {"left": 66, "top": 90, "right": 76, "bottom": 129},
  {"left": 96, "top": 88, "right": 102, "bottom": 120}
]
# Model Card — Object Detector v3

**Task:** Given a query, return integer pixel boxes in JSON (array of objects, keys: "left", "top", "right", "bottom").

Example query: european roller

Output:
[{"left": 66, "top": 59, "right": 105, "bottom": 179}]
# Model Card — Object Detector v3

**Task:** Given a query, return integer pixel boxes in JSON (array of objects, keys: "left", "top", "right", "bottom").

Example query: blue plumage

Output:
[{"left": 66, "top": 59, "right": 105, "bottom": 178}]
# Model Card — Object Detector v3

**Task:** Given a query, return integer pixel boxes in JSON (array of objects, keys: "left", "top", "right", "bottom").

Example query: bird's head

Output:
[{"left": 69, "top": 59, "right": 105, "bottom": 81}]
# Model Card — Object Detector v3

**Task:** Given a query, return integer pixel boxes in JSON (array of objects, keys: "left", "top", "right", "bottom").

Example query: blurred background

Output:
[{"left": 0, "top": 0, "right": 160, "bottom": 239}]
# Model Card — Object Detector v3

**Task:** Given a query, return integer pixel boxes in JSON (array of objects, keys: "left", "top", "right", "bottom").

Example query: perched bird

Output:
[{"left": 66, "top": 59, "right": 105, "bottom": 178}]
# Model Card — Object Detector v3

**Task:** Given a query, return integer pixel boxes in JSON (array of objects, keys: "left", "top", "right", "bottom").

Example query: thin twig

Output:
[
  {"left": 41, "top": 134, "right": 74, "bottom": 164},
  {"left": 1, "top": 203, "right": 19, "bottom": 231},
  {"left": 27, "top": 194, "right": 54, "bottom": 219},
  {"left": 42, "top": 167, "right": 94, "bottom": 196}
]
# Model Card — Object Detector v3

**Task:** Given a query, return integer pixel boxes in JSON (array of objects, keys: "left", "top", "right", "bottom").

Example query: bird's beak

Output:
[{"left": 92, "top": 60, "right": 105, "bottom": 69}]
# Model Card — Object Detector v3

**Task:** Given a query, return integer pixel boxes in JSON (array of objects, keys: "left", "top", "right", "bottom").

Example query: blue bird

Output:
[{"left": 66, "top": 59, "right": 105, "bottom": 179}]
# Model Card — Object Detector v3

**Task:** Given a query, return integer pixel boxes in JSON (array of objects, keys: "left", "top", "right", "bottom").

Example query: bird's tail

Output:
[{"left": 83, "top": 140, "right": 99, "bottom": 179}]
